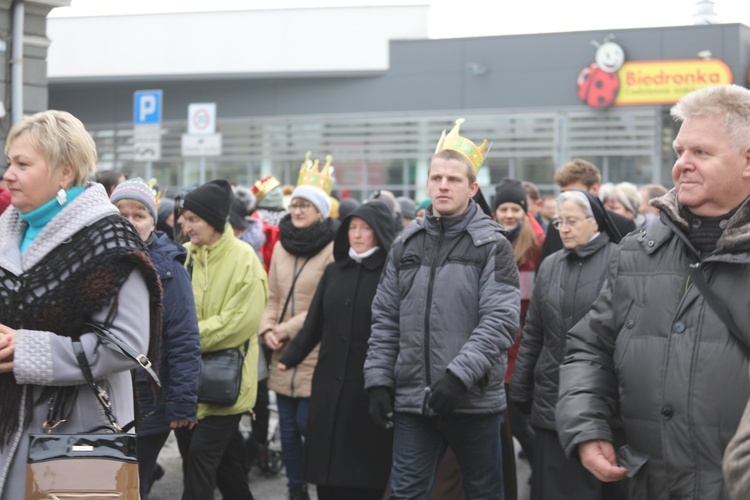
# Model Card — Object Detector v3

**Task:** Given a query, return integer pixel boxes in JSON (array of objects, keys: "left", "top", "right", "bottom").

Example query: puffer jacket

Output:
[
  {"left": 509, "top": 232, "right": 616, "bottom": 430},
  {"left": 186, "top": 224, "right": 268, "bottom": 421},
  {"left": 365, "top": 201, "right": 521, "bottom": 414},
  {"left": 556, "top": 190, "right": 750, "bottom": 500}
]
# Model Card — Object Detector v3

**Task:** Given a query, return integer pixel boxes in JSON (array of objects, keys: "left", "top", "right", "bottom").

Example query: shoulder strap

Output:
[
  {"left": 688, "top": 263, "right": 750, "bottom": 357},
  {"left": 71, "top": 339, "right": 126, "bottom": 431},
  {"left": 277, "top": 257, "right": 310, "bottom": 323},
  {"left": 84, "top": 323, "right": 161, "bottom": 387}
]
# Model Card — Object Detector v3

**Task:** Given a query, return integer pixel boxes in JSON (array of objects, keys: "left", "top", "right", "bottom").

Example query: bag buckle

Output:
[
  {"left": 137, "top": 354, "right": 152, "bottom": 369},
  {"left": 42, "top": 419, "right": 66, "bottom": 434}
]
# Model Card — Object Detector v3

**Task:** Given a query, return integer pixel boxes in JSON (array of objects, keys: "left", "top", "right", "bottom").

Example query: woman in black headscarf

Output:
[
  {"left": 509, "top": 190, "right": 627, "bottom": 500},
  {"left": 278, "top": 202, "right": 395, "bottom": 500}
]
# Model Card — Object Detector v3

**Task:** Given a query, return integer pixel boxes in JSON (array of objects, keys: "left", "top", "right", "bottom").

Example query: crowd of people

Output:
[{"left": 2, "top": 84, "right": 750, "bottom": 500}]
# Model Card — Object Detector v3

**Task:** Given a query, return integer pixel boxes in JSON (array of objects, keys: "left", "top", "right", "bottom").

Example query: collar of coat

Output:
[
  {"left": 562, "top": 231, "right": 612, "bottom": 260},
  {"left": 646, "top": 189, "right": 750, "bottom": 254},
  {"left": 400, "top": 200, "right": 506, "bottom": 248}
]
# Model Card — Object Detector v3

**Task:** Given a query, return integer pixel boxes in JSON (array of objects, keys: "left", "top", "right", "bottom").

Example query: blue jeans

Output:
[
  {"left": 276, "top": 394, "right": 310, "bottom": 488},
  {"left": 391, "top": 412, "right": 504, "bottom": 500}
]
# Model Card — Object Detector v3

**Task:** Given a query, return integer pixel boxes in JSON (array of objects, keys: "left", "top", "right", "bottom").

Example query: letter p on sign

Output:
[{"left": 134, "top": 90, "right": 163, "bottom": 125}]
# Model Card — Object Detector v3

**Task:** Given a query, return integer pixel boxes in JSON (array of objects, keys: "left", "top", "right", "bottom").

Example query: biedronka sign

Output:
[{"left": 576, "top": 37, "right": 733, "bottom": 109}]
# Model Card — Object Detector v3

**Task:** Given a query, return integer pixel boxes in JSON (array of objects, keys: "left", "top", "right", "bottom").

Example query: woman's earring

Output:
[{"left": 55, "top": 188, "right": 67, "bottom": 206}]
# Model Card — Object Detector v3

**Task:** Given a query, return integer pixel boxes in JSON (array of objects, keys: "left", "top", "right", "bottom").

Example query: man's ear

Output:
[
  {"left": 742, "top": 146, "right": 750, "bottom": 179},
  {"left": 589, "top": 182, "right": 600, "bottom": 196},
  {"left": 469, "top": 181, "right": 479, "bottom": 198}
]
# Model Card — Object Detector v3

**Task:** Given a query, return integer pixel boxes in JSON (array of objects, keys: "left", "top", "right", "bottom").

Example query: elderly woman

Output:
[
  {"left": 0, "top": 110, "right": 161, "bottom": 499},
  {"left": 278, "top": 202, "right": 395, "bottom": 500},
  {"left": 509, "top": 190, "right": 625, "bottom": 500},
  {"left": 260, "top": 156, "right": 339, "bottom": 500},
  {"left": 110, "top": 178, "right": 201, "bottom": 500},
  {"left": 174, "top": 179, "right": 268, "bottom": 500}
]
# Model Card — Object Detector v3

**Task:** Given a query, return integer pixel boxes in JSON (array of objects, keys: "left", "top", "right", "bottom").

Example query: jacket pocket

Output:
[{"left": 397, "top": 254, "right": 421, "bottom": 297}]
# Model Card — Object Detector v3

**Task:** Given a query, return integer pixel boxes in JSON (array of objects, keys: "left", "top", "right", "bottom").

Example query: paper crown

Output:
[
  {"left": 297, "top": 151, "right": 334, "bottom": 195},
  {"left": 252, "top": 175, "right": 281, "bottom": 201},
  {"left": 434, "top": 118, "right": 488, "bottom": 172}
]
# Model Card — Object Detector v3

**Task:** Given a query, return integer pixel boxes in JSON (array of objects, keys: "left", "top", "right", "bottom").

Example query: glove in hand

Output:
[
  {"left": 368, "top": 386, "right": 394, "bottom": 430},
  {"left": 428, "top": 371, "right": 467, "bottom": 415}
]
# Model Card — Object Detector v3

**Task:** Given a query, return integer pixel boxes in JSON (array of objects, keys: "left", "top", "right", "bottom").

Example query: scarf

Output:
[
  {"left": 0, "top": 215, "right": 163, "bottom": 444},
  {"left": 278, "top": 214, "right": 339, "bottom": 257}
]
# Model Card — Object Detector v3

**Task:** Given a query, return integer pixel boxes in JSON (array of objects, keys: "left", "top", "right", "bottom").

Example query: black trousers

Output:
[
  {"left": 137, "top": 430, "right": 170, "bottom": 500},
  {"left": 175, "top": 413, "right": 254, "bottom": 500},
  {"left": 530, "top": 428, "right": 628, "bottom": 500}
]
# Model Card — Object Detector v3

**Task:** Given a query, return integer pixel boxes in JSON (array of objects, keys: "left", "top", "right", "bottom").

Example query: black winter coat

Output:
[
  {"left": 509, "top": 232, "right": 616, "bottom": 431},
  {"left": 280, "top": 202, "right": 394, "bottom": 489}
]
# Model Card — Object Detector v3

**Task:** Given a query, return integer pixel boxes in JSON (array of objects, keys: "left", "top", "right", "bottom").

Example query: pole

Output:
[{"left": 11, "top": 0, "right": 24, "bottom": 124}]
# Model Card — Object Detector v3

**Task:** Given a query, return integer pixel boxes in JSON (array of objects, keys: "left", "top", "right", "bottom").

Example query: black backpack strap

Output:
[{"left": 688, "top": 263, "right": 750, "bottom": 357}]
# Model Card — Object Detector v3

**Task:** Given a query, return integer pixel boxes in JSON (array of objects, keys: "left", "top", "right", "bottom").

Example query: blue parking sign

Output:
[{"left": 134, "top": 90, "right": 163, "bottom": 125}]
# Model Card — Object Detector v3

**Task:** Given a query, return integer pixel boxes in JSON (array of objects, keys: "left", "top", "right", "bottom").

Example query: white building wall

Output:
[{"left": 46, "top": 5, "right": 429, "bottom": 80}]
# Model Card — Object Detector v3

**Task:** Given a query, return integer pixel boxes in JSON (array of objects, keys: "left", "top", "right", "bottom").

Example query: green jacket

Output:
[{"left": 186, "top": 224, "right": 268, "bottom": 420}]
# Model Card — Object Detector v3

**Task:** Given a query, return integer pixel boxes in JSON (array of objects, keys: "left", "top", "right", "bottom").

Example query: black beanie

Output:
[
  {"left": 493, "top": 178, "right": 528, "bottom": 213},
  {"left": 181, "top": 179, "right": 234, "bottom": 233}
]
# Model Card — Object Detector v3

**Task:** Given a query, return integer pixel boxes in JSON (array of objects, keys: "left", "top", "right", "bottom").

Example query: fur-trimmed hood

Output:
[{"left": 651, "top": 188, "right": 750, "bottom": 252}]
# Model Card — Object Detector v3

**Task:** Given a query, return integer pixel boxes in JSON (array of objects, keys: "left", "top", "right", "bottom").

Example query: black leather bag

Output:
[
  {"left": 198, "top": 341, "right": 249, "bottom": 405},
  {"left": 26, "top": 324, "right": 159, "bottom": 500}
]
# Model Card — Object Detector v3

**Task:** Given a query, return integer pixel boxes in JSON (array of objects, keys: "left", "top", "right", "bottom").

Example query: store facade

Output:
[{"left": 48, "top": 21, "right": 750, "bottom": 199}]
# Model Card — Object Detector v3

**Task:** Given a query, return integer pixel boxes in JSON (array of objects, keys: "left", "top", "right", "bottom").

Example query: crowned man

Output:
[{"left": 364, "top": 119, "right": 521, "bottom": 498}]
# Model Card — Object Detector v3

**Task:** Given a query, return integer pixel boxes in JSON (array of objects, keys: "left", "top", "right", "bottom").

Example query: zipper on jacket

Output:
[{"left": 423, "top": 219, "right": 445, "bottom": 390}]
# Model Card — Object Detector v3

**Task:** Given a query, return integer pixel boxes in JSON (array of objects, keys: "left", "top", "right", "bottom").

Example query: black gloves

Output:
[
  {"left": 368, "top": 386, "right": 394, "bottom": 430},
  {"left": 514, "top": 399, "right": 532, "bottom": 416},
  {"left": 428, "top": 371, "right": 467, "bottom": 415}
]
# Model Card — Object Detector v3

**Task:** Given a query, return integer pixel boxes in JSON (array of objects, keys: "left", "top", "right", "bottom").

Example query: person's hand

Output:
[
  {"left": 368, "top": 387, "right": 394, "bottom": 430},
  {"left": 578, "top": 439, "right": 628, "bottom": 482},
  {"left": 0, "top": 324, "right": 17, "bottom": 373},
  {"left": 427, "top": 371, "right": 467, "bottom": 415},
  {"left": 264, "top": 330, "right": 283, "bottom": 350},
  {"left": 277, "top": 362, "right": 288, "bottom": 371},
  {"left": 170, "top": 419, "right": 195, "bottom": 430}
]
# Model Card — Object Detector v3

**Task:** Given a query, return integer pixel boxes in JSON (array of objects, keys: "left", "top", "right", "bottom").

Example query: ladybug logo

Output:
[{"left": 577, "top": 37, "right": 625, "bottom": 109}]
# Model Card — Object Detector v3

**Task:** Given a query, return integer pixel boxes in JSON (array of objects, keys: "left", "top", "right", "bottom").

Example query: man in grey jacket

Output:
[
  {"left": 364, "top": 119, "right": 521, "bottom": 499},
  {"left": 556, "top": 84, "right": 750, "bottom": 499}
]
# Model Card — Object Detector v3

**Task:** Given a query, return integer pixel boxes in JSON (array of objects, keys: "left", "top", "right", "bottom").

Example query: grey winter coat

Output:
[
  {"left": 556, "top": 190, "right": 750, "bottom": 500},
  {"left": 510, "top": 232, "right": 616, "bottom": 430},
  {"left": 0, "top": 185, "right": 152, "bottom": 499},
  {"left": 364, "top": 201, "right": 521, "bottom": 415}
]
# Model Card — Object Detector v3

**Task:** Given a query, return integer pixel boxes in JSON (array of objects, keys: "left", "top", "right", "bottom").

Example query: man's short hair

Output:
[
  {"left": 671, "top": 84, "right": 750, "bottom": 150},
  {"left": 522, "top": 181, "right": 541, "bottom": 201},
  {"left": 641, "top": 183, "right": 668, "bottom": 201},
  {"left": 554, "top": 159, "right": 601, "bottom": 189},
  {"left": 431, "top": 149, "right": 477, "bottom": 185}
]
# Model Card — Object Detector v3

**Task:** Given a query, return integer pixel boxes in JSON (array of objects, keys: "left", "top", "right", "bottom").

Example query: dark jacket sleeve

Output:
[
  {"left": 279, "top": 264, "right": 330, "bottom": 368},
  {"left": 556, "top": 253, "right": 620, "bottom": 457},
  {"left": 509, "top": 256, "right": 552, "bottom": 404},
  {"left": 162, "top": 260, "right": 201, "bottom": 422}
]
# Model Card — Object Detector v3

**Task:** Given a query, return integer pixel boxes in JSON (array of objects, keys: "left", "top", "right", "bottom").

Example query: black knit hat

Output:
[
  {"left": 181, "top": 179, "right": 234, "bottom": 233},
  {"left": 493, "top": 178, "right": 528, "bottom": 213}
]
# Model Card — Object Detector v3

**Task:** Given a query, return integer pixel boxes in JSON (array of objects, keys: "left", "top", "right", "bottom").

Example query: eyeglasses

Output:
[
  {"left": 289, "top": 202, "right": 314, "bottom": 212},
  {"left": 552, "top": 217, "right": 592, "bottom": 230}
]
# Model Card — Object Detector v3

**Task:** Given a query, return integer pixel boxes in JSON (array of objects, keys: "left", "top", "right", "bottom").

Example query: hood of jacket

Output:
[
  {"left": 402, "top": 200, "right": 506, "bottom": 248},
  {"left": 650, "top": 189, "right": 750, "bottom": 253},
  {"left": 333, "top": 202, "right": 395, "bottom": 262}
]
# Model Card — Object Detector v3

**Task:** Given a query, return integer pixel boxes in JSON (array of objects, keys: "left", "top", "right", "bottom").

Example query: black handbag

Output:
[
  {"left": 198, "top": 340, "right": 249, "bottom": 405},
  {"left": 26, "top": 324, "right": 159, "bottom": 500}
]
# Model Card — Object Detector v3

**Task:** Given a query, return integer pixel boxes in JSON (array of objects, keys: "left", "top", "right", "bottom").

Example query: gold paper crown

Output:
[
  {"left": 434, "top": 118, "right": 488, "bottom": 172},
  {"left": 297, "top": 151, "right": 334, "bottom": 195},
  {"left": 252, "top": 175, "right": 281, "bottom": 201}
]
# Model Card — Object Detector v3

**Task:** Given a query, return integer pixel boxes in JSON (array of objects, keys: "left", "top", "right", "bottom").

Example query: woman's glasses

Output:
[{"left": 551, "top": 216, "right": 592, "bottom": 230}]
